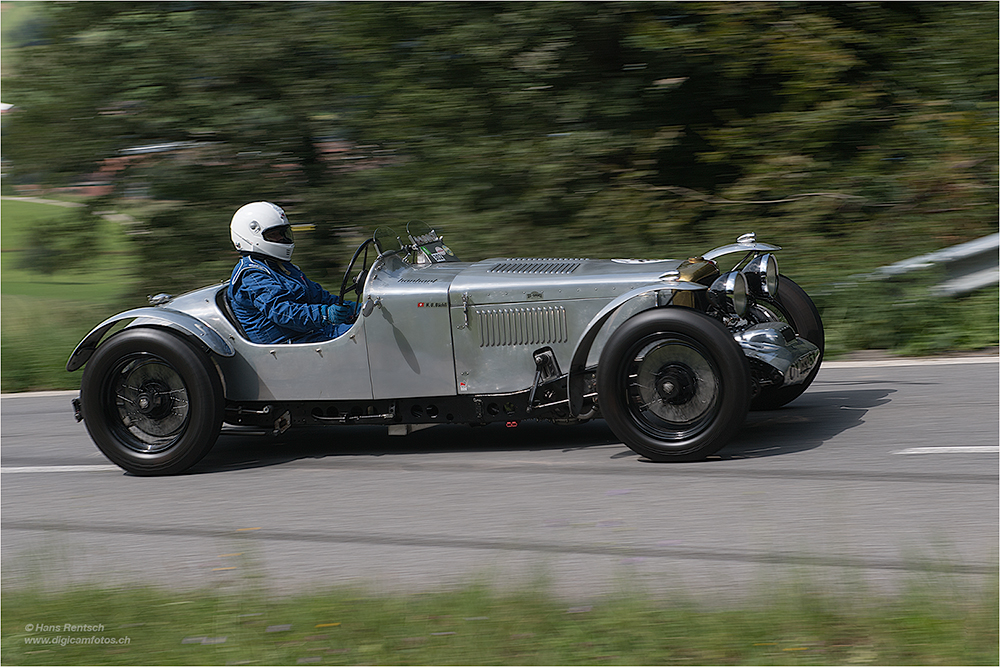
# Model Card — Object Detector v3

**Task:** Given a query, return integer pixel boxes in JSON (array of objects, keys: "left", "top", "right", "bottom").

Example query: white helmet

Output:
[{"left": 230, "top": 201, "right": 294, "bottom": 261}]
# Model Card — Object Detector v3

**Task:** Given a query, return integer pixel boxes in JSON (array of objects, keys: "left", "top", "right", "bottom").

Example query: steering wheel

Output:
[
  {"left": 338, "top": 228, "right": 407, "bottom": 317},
  {"left": 339, "top": 238, "right": 374, "bottom": 307}
]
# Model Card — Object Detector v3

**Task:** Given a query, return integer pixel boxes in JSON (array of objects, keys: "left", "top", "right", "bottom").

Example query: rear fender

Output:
[
  {"left": 66, "top": 307, "right": 234, "bottom": 372},
  {"left": 567, "top": 281, "right": 708, "bottom": 415}
]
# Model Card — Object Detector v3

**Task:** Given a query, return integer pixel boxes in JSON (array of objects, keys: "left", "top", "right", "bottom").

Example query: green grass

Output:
[
  {"left": 1, "top": 198, "right": 138, "bottom": 392},
  {"left": 1, "top": 576, "right": 996, "bottom": 666},
  {"left": 820, "top": 278, "right": 1000, "bottom": 358}
]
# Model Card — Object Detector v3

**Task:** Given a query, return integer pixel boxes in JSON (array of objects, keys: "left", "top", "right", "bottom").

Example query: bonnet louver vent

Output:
[
  {"left": 488, "top": 259, "right": 584, "bottom": 275},
  {"left": 479, "top": 306, "right": 569, "bottom": 348}
]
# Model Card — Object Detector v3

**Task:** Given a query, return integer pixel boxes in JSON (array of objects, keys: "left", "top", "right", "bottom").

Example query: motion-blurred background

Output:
[{"left": 2, "top": 1, "right": 997, "bottom": 391}]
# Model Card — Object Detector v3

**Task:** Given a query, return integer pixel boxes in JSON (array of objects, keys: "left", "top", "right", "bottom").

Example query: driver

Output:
[{"left": 228, "top": 201, "right": 356, "bottom": 344}]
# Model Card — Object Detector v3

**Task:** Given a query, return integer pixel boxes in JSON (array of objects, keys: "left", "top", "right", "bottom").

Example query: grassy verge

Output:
[
  {"left": 820, "top": 278, "right": 999, "bottom": 358},
  {"left": 1, "top": 198, "right": 137, "bottom": 392},
  {"left": 1, "top": 577, "right": 996, "bottom": 666}
]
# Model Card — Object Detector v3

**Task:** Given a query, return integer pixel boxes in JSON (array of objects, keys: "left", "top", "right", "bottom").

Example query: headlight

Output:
[
  {"left": 708, "top": 271, "right": 748, "bottom": 317},
  {"left": 743, "top": 253, "right": 779, "bottom": 298}
]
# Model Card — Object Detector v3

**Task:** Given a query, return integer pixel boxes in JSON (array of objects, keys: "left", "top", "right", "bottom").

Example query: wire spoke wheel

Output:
[
  {"left": 626, "top": 336, "right": 720, "bottom": 441},
  {"left": 598, "top": 309, "right": 750, "bottom": 462},
  {"left": 81, "top": 328, "right": 223, "bottom": 475},
  {"left": 108, "top": 354, "right": 191, "bottom": 453}
]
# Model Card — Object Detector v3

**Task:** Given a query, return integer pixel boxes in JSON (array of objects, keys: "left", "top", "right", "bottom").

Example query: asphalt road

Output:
[{"left": 2, "top": 357, "right": 997, "bottom": 602}]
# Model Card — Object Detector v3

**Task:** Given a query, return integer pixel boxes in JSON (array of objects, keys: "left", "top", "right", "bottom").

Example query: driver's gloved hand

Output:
[
  {"left": 343, "top": 300, "right": 360, "bottom": 317},
  {"left": 325, "top": 303, "right": 353, "bottom": 326}
]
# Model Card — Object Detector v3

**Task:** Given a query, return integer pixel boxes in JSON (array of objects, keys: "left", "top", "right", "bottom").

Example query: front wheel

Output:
[
  {"left": 597, "top": 309, "right": 751, "bottom": 462},
  {"left": 749, "top": 276, "right": 824, "bottom": 410},
  {"left": 80, "top": 328, "right": 224, "bottom": 475}
]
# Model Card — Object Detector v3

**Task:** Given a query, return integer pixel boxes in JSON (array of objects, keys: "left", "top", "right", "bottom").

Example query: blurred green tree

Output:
[
  {"left": 3, "top": 1, "right": 996, "bottom": 296},
  {"left": 5, "top": 2, "right": 359, "bottom": 292}
]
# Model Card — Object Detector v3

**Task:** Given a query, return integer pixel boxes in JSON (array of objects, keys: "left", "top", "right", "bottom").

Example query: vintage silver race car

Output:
[{"left": 68, "top": 224, "right": 823, "bottom": 475}]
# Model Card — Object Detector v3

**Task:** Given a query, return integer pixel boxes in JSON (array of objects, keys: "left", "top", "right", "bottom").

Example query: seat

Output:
[{"left": 216, "top": 287, "right": 250, "bottom": 340}]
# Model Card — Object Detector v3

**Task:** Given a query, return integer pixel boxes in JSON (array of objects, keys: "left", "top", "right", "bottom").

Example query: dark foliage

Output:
[{"left": 3, "top": 2, "right": 996, "bottom": 297}]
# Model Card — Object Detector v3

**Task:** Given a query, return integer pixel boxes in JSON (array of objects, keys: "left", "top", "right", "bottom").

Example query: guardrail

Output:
[{"left": 868, "top": 233, "right": 999, "bottom": 296}]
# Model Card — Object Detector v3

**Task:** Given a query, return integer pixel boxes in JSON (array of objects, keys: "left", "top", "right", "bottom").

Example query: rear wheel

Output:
[
  {"left": 598, "top": 309, "right": 750, "bottom": 461},
  {"left": 749, "top": 276, "right": 824, "bottom": 410},
  {"left": 80, "top": 328, "right": 223, "bottom": 475}
]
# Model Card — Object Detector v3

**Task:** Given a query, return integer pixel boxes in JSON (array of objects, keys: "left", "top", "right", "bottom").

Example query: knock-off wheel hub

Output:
[
  {"left": 655, "top": 364, "right": 697, "bottom": 405},
  {"left": 135, "top": 382, "right": 170, "bottom": 416}
]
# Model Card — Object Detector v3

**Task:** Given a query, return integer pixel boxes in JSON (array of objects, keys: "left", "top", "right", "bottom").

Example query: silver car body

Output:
[{"left": 69, "top": 235, "right": 819, "bottom": 419}]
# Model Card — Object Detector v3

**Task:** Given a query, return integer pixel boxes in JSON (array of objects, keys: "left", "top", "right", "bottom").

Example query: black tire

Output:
[
  {"left": 750, "top": 276, "right": 824, "bottom": 411},
  {"left": 80, "top": 328, "right": 224, "bottom": 475},
  {"left": 597, "top": 308, "right": 751, "bottom": 462}
]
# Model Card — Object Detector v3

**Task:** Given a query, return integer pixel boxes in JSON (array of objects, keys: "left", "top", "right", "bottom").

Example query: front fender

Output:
[
  {"left": 703, "top": 233, "right": 781, "bottom": 262},
  {"left": 566, "top": 281, "right": 708, "bottom": 415},
  {"left": 66, "top": 307, "right": 235, "bottom": 372}
]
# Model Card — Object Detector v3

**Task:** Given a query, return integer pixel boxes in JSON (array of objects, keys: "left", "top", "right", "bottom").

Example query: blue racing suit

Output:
[{"left": 229, "top": 255, "right": 352, "bottom": 344}]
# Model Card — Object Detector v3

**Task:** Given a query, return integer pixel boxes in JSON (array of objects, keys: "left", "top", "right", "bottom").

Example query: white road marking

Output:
[
  {"left": 894, "top": 446, "right": 1000, "bottom": 455},
  {"left": 0, "top": 390, "right": 80, "bottom": 398},
  {"left": 824, "top": 356, "right": 998, "bottom": 369},
  {"left": 1, "top": 465, "right": 121, "bottom": 474}
]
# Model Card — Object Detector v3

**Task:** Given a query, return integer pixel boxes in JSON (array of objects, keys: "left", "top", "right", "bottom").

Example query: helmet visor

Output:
[{"left": 263, "top": 225, "right": 294, "bottom": 244}]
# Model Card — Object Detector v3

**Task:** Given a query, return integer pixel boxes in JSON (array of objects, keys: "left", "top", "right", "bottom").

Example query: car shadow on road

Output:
[
  {"left": 195, "top": 419, "right": 624, "bottom": 473},
  {"left": 717, "top": 387, "right": 896, "bottom": 461},
  {"left": 190, "top": 386, "right": 895, "bottom": 473}
]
